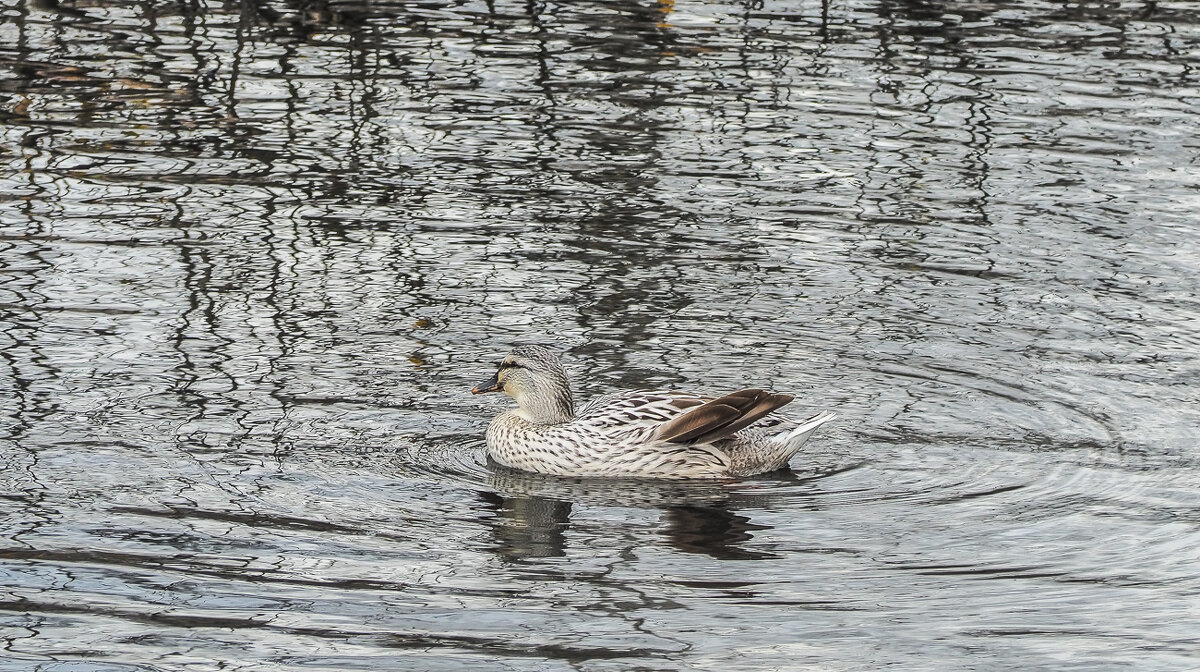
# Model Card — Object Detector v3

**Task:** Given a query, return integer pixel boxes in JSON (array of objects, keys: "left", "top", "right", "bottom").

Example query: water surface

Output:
[{"left": 2, "top": 0, "right": 1199, "bottom": 670}]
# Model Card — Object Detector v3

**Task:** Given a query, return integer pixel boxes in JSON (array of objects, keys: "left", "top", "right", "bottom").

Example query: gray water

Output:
[{"left": 2, "top": 0, "right": 1199, "bottom": 670}]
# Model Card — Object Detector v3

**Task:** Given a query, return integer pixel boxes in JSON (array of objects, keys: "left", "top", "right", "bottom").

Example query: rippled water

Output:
[{"left": 3, "top": 0, "right": 1200, "bottom": 669}]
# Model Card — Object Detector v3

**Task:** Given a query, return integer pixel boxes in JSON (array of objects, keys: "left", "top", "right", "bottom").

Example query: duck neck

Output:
[{"left": 517, "top": 384, "right": 574, "bottom": 425}]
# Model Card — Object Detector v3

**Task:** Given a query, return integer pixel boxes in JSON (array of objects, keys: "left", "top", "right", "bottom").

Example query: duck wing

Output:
[
  {"left": 653, "top": 388, "right": 793, "bottom": 445},
  {"left": 577, "top": 389, "right": 793, "bottom": 446},
  {"left": 576, "top": 390, "right": 709, "bottom": 428}
]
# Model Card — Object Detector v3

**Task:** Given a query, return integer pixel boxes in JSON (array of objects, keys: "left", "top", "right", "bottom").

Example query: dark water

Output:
[{"left": 2, "top": 0, "right": 1199, "bottom": 669}]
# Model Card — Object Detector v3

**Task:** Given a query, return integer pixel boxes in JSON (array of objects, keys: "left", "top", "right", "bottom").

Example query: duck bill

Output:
[{"left": 471, "top": 372, "right": 502, "bottom": 395}]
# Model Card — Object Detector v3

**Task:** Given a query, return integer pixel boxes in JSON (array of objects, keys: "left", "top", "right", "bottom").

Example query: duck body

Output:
[
  {"left": 486, "top": 389, "right": 835, "bottom": 478},
  {"left": 473, "top": 346, "right": 835, "bottom": 480}
]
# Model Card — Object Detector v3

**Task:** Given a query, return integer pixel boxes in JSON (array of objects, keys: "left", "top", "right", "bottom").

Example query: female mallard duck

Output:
[{"left": 471, "top": 345, "right": 835, "bottom": 479}]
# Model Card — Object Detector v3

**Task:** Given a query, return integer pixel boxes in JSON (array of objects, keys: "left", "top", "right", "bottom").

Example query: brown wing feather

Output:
[
  {"left": 654, "top": 388, "right": 793, "bottom": 445},
  {"left": 689, "top": 392, "right": 793, "bottom": 444},
  {"left": 653, "top": 403, "right": 742, "bottom": 443}
]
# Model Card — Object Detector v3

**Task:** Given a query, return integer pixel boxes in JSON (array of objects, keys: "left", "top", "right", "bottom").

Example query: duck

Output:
[{"left": 471, "top": 345, "right": 836, "bottom": 479}]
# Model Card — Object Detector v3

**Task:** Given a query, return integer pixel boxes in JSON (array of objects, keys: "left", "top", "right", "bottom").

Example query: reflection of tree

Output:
[
  {"left": 1, "top": 2, "right": 62, "bottom": 578},
  {"left": 2, "top": 0, "right": 787, "bottom": 417}
]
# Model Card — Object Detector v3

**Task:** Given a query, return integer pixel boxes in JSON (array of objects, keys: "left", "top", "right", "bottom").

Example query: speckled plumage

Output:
[{"left": 472, "top": 345, "right": 835, "bottom": 479}]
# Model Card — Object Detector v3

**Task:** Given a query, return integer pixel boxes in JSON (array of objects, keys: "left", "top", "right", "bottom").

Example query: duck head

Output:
[{"left": 472, "top": 344, "right": 575, "bottom": 425}]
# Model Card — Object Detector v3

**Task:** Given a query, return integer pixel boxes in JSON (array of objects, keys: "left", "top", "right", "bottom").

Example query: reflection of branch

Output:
[{"left": 226, "top": 2, "right": 249, "bottom": 120}]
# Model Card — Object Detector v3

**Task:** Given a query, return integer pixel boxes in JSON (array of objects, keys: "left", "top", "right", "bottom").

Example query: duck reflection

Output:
[
  {"left": 661, "top": 506, "right": 776, "bottom": 561},
  {"left": 477, "top": 489, "right": 574, "bottom": 560},
  {"left": 479, "top": 467, "right": 786, "bottom": 561}
]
